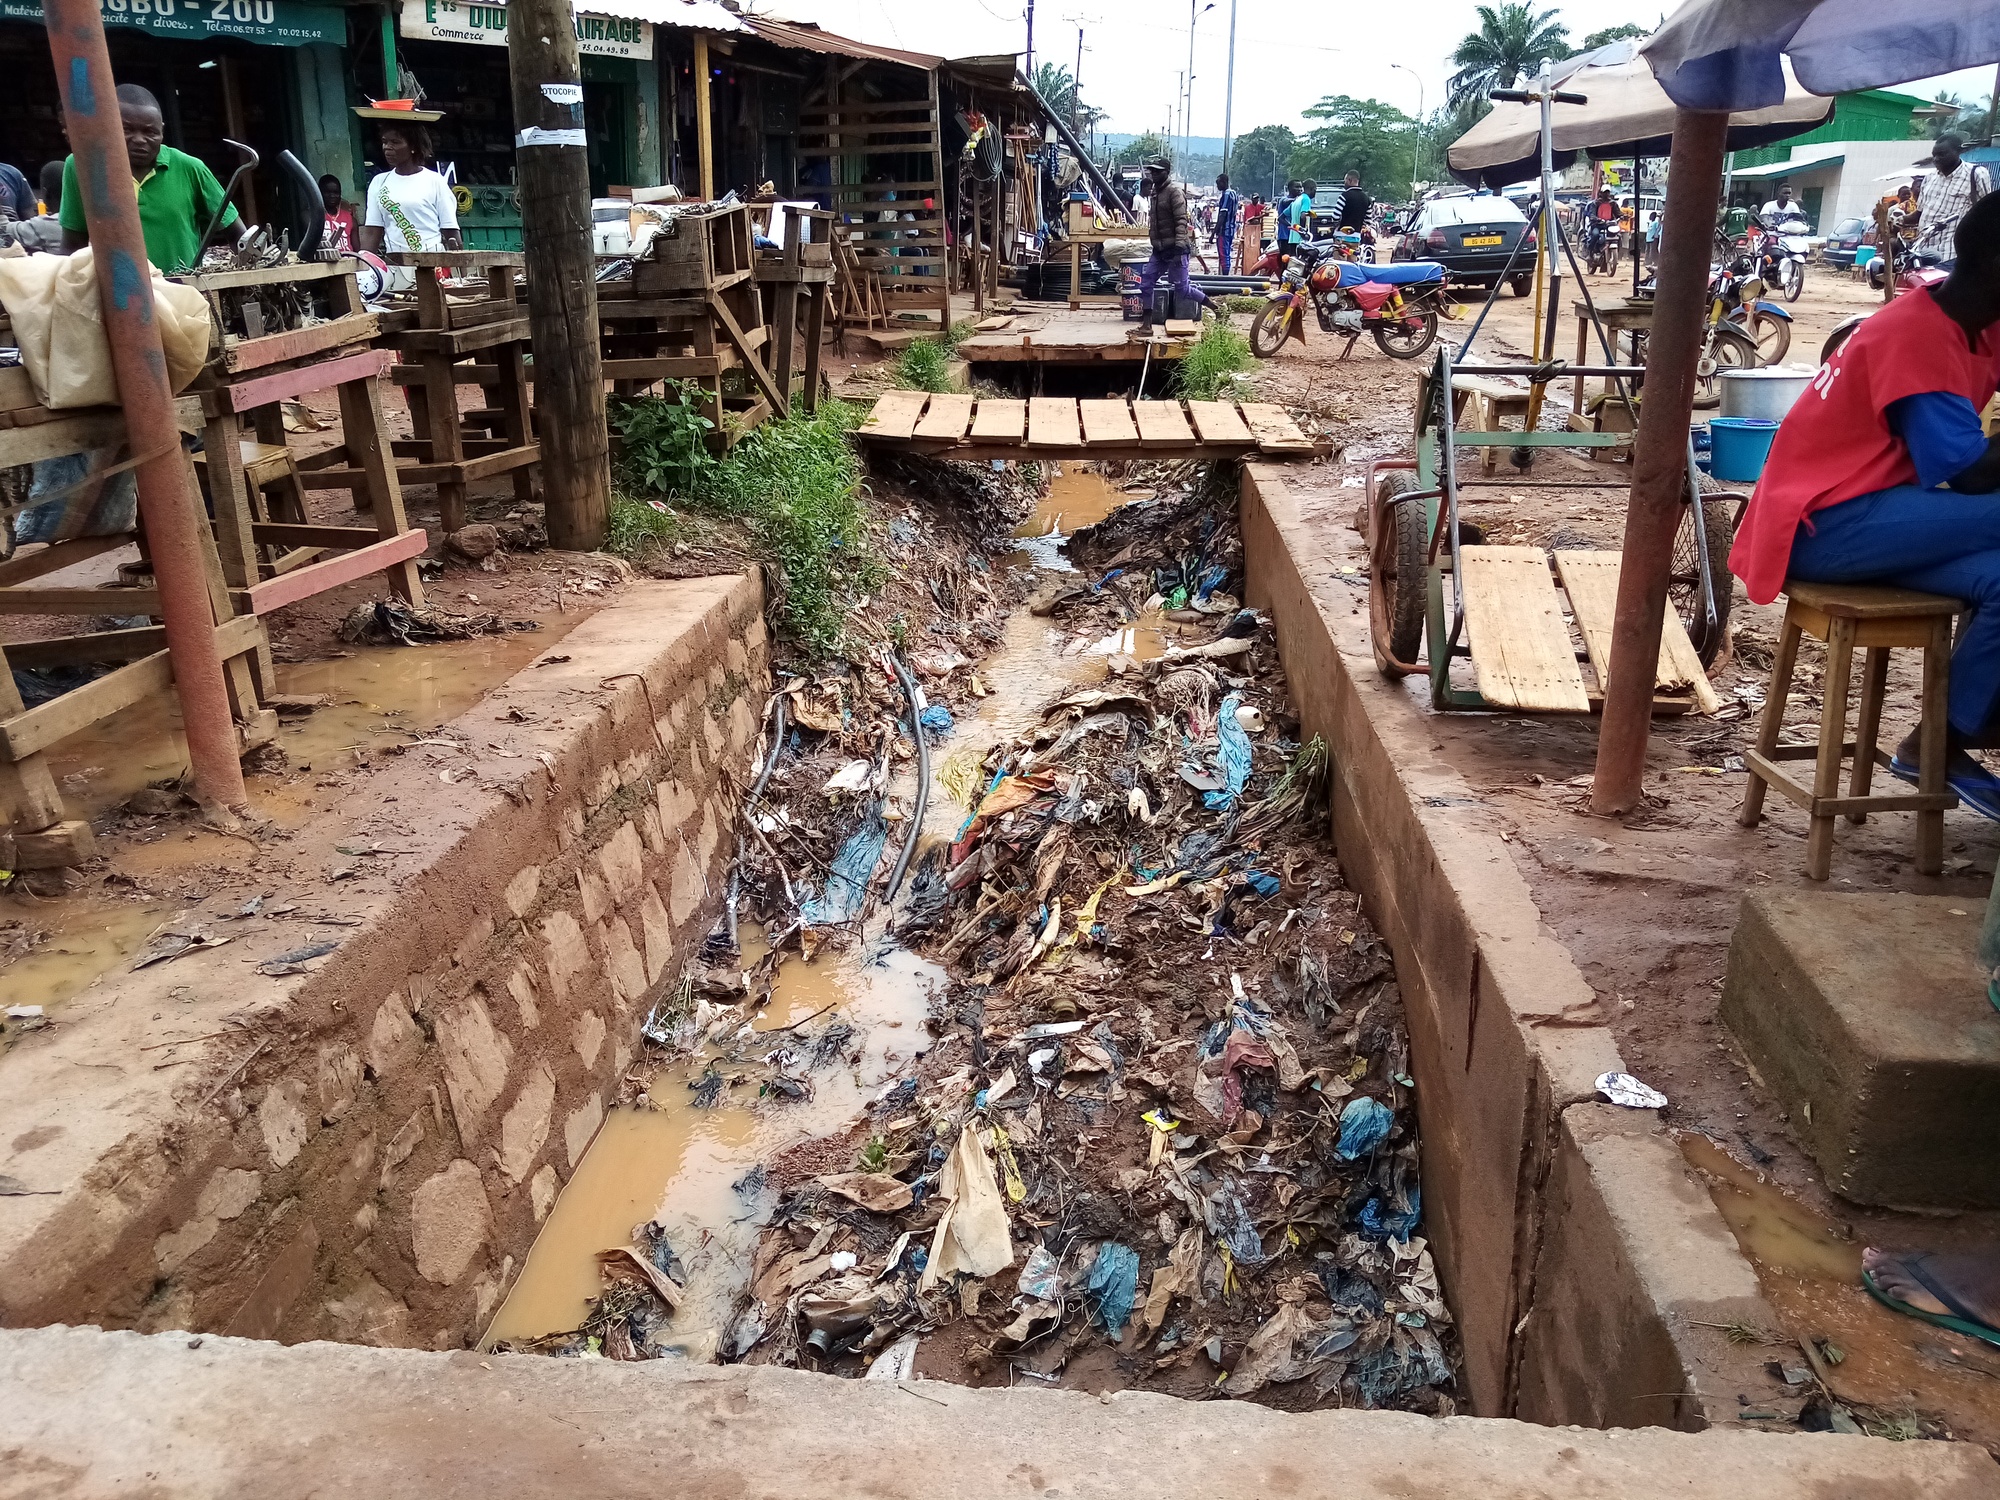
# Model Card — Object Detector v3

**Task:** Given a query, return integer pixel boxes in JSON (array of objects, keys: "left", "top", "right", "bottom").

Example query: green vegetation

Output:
[
  {"left": 607, "top": 393, "right": 869, "bottom": 655},
  {"left": 856, "top": 1135, "right": 889, "bottom": 1173},
  {"left": 1448, "top": 4, "right": 1572, "bottom": 110},
  {"left": 891, "top": 320, "right": 975, "bottom": 394},
  {"left": 1222, "top": 294, "right": 1267, "bottom": 314},
  {"left": 1173, "top": 319, "right": 1254, "bottom": 402}
]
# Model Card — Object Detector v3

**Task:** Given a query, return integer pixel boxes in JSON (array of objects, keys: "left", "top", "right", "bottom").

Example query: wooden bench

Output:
[{"left": 1450, "top": 376, "right": 1534, "bottom": 477}]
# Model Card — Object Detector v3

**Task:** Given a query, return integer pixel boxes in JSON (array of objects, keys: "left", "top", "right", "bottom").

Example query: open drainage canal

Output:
[{"left": 485, "top": 464, "right": 1458, "bottom": 1411}]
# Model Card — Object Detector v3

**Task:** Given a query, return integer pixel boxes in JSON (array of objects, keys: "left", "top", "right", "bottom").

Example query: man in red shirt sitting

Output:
[{"left": 1729, "top": 192, "right": 2000, "bottom": 814}]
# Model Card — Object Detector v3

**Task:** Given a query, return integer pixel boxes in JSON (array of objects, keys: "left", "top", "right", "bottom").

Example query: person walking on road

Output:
[
  {"left": 1136, "top": 156, "right": 1211, "bottom": 328},
  {"left": 1213, "top": 172, "right": 1241, "bottom": 275}
]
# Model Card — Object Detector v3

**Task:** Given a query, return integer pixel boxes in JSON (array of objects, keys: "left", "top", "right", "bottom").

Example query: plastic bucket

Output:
[
  {"left": 1709, "top": 416, "right": 1781, "bottom": 482},
  {"left": 1855, "top": 246, "right": 1877, "bottom": 268}
]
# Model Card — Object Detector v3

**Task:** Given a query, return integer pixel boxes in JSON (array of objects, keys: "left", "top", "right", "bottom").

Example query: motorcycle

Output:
[
  {"left": 1820, "top": 257, "right": 1949, "bottom": 363},
  {"left": 1750, "top": 209, "right": 1811, "bottom": 301},
  {"left": 1866, "top": 238, "right": 1943, "bottom": 293},
  {"left": 1632, "top": 255, "right": 1765, "bottom": 408},
  {"left": 1250, "top": 240, "right": 1448, "bottom": 361},
  {"left": 1583, "top": 217, "right": 1620, "bottom": 276},
  {"left": 1710, "top": 238, "right": 1794, "bottom": 364}
]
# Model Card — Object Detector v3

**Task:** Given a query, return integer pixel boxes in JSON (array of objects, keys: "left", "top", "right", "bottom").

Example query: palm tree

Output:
[
  {"left": 1447, "top": 5, "right": 1572, "bottom": 111},
  {"left": 1033, "top": 62, "right": 1077, "bottom": 121}
]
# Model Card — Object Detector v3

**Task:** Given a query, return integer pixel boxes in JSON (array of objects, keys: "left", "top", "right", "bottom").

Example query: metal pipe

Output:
[
  {"left": 1590, "top": 107, "right": 1732, "bottom": 817},
  {"left": 883, "top": 652, "right": 929, "bottom": 906},
  {"left": 44, "top": 0, "right": 248, "bottom": 815}
]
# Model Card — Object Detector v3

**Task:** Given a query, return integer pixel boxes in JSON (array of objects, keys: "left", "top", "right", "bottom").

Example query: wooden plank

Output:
[
  {"left": 221, "top": 315, "right": 378, "bottom": 373},
  {"left": 968, "top": 399, "right": 1025, "bottom": 442},
  {"left": 913, "top": 393, "right": 975, "bottom": 443},
  {"left": 176, "top": 259, "right": 356, "bottom": 291},
  {"left": 213, "top": 348, "right": 393, "bottom": 415},
  {"left": 0, "top": 613, "right": 263, "bottom": 760},
  {"left": 1237, "top": 403, "right": 1314, "bottom": 453},
  {"left": 249, "top": 524, "right": 386, "bottom": 551},
  {"left": 0, "top": 587, "right": 161, "bottom": 616},
  {"left": 1554, "top": 550, "right": 1722, "bottom": 714},
  {"left": 386, "top": 318, "right": 532, "bottom": 358},
  {"left": 1163, "top": 319, "right": 1202, "bottom": 338},
  {"left": 0, "top": 536, "right": 132, "bottom": 589},
  {"left": 1027, "top": 398, "right": 1082, "bottom": 448},
  {"left": 1132, "top": 401, "right": 1198, "bottom": 447},
  {"left": 2, "top": 625, "right": 166, "bottom": 669},
  {"left": 1185, "top": 401, "right": 1255, "bottom": 444},
  {"left": 244, "top": 529, "right": 431, "bottom": 616},
  {"left": 0, "top": 412, "right": 126, "bottom": 467},
  {"left": 859, "top": 390, "right": 929, "bottom": 440},
  {"left": 1459, "top": 547, "right": 1591, "bottom": 713},
  {"left": 1078, "top": 399, "right": 1140, "bottom": 446}
]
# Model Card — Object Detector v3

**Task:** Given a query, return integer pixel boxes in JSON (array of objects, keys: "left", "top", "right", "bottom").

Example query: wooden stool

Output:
[
  {"left": 1450, "top": 375, "right": 1533, "bottom": 476},
  {"left": 1739, "top": 580, "right": 1959, "bottom": 879}
]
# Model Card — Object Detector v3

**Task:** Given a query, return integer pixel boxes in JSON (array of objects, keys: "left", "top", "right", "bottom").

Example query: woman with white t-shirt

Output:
[{"left": 361, "top": 124, "right": 462, "bottom": 254}]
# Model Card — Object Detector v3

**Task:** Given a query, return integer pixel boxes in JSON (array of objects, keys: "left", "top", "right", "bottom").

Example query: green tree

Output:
[
  {"left": 1033, "top": 62, "right": 1076, "bottom": 120},
  {"left": 1290, "top": 96, "right": 1418, "bottom": 201},
  {"left": 1115, "top": 131, "right": 1170, "bottom": 167},
  {"left": 1447, "top": 4, "right": 1572, "bottom": 111},
  {"left": 1228, "top": 124, "right": 1298, "bottom": 199},
  {"left": 1578, "top": 22, "right": 1647, "bottom": 51}
]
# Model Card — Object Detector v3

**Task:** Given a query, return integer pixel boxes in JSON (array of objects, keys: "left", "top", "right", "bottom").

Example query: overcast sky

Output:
[{"left": 753, "top": 0, "right": 1998, "bottom": 143}]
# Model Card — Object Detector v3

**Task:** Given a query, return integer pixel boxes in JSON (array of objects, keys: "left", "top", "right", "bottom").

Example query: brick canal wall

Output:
[
  {"left": 1238, "top": 465, "right": 1781, "bottom": 1427},
  {"left": 0, "top": 578, "right": 767, "bottom": 1349}
]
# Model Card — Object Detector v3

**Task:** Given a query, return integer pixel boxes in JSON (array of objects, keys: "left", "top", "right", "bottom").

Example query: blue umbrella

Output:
[{"left": 1641, "top": 0, "right": 2000, "bottom": 112}]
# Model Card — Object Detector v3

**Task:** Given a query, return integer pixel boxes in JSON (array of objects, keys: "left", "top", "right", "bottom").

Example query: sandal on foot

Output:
[{"left": 1863, "top": 1254, "right": 2000, "bottom": 1350}]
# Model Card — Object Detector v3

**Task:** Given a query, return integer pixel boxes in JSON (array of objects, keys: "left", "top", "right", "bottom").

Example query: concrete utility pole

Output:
[
  {"left": 508, "top": 0, "right": 609, "bottom": 550},
  {"left": 44, "top": 0, "right": 248, "bottom": 816},
  {"left": 1072, "top": 27, "right": 1083, "bottom": 136},
  {"left": 1025, "top": 0, "right": 1035, "bottom": 92},
  {"left": 1220, "top": 0, "right": 1237, "bottom": 175}
]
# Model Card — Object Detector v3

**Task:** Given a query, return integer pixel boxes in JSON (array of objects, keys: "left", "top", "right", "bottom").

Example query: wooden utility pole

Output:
[
  {"left": 694, "top": 32, "right": 714, "bottom": 200},
  {"left": 508, "top": 0, "right": 609, "bottom": 550}
]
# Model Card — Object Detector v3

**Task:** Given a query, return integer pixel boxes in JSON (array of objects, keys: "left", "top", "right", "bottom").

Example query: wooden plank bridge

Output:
[{"left": 855, "top": 392, "right": 1321, "bottom": 462}]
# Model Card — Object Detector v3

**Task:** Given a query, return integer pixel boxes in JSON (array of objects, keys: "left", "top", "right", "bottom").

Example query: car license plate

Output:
[{"left": 1462, "top": 234, "right": 1503, "bottom": 246}]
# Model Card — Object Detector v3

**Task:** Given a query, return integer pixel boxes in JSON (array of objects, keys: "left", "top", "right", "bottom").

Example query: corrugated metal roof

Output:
[
  {"left": 586, "top": 0, "right": 745, "bottom": 28},
  {"left": 739, "top": 14, "right": 940, "bottom": 71}
]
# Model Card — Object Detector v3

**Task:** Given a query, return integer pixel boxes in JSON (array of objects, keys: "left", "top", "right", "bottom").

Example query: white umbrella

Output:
[
  {"left": 1640, "top": 0, "right": 2000, "bottom": 111},
  {"left": 1448, "top": 52, "right": 1830, "bottom": 189}
]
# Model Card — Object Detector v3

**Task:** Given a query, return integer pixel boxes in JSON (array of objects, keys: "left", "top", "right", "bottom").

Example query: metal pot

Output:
[{"left": 1718, "top": 366, "right": 1812, "bottom": 422}]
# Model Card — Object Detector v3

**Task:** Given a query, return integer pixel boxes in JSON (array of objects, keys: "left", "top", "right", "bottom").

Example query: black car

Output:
[
  {"left": 1395, "top": 194, "right": 1535, "bottom": 294},
  {"left": 1820, "top": 216, "right": 1868, "bottom": 268}
]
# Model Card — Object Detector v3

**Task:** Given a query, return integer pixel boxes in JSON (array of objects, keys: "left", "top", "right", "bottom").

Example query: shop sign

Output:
[
  {"left": 0, "top": 0, "right": 343, "bottom": 44},
  {"left": 399, "top": 0, "right": 652, "bottom": 59}
]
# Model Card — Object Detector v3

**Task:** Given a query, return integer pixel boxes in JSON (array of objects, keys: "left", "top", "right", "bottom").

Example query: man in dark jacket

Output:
[{"left": 1137, "top": 157, "right": 1210, "bottom": 328}]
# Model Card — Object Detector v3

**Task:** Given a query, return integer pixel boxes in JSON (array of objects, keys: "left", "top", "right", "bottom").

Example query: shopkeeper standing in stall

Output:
[
  {"left": 56, "top": 84, "right": 238, "bottom": 274},
  {"left": 360, "top": 124, "right": 463, "bottom": 255},
  {"left": 1729, "top": 193, "right": 2000, "bottom": 815}
]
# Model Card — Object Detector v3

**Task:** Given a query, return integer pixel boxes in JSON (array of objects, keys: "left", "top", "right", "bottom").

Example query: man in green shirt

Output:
[{"left": 58, "top": 84, "right": 236, "bottom": 274}]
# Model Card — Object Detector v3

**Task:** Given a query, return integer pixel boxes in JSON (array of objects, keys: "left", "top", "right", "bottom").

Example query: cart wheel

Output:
[
  {"left": 1371, "top": 469, "right": 1429, "bottom": 676},
  {"left": 1672, "top": 493, "right": 1737, "bottom": 667}
]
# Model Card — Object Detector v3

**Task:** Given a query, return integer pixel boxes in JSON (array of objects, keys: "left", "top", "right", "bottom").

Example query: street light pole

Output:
[{"left": 1220, "top": 0, "right": 1238, "bottom": 176}]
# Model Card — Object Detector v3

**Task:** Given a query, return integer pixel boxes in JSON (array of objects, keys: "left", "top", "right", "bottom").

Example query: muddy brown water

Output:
[
  {"left": 3, "top": 622, "right": 572, "bottom": 1013},
  {"left": 1684, "top": 1134, "right": 2000, "bottom": 1441}
]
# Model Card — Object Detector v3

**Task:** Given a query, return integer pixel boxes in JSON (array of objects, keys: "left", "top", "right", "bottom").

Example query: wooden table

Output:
[
  {"left": 1572, "top": 296, "right": 1653, "bottom": 418},
  {"left": 1063, "top": 225, "right": 1139, "bottom": 311}
]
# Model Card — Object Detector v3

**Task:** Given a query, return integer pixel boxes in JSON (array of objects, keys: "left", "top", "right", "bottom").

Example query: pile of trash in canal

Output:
[{"left": 512, "top": 462, "right": 1458, "bottom": 1413}]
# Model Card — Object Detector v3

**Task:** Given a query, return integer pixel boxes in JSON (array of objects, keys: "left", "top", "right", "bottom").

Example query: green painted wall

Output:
[
  {"left": 1734, "top": 89, "right": 1922, "bottom": 169},
  {"left": 291, "top": 43, "right": 358, "bottom": 196}
]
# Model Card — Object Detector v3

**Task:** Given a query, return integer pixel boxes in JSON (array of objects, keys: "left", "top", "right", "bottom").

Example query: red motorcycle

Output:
[{"left": 1250, "top": 241, "right": 1446, "bottom": 360}]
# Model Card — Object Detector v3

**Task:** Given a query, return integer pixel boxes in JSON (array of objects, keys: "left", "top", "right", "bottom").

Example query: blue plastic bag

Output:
[
  {"left": 799, "top": 812, "right": 887, "bottom": 927},
  {"left": 1079, "top": 1241, "right": 1140, "bottom": 1336},
  {"left": 1203, "top": 694, "right": 1253, "bottom": 810},
  {"left": 1335, "top": 1096, "right": 1395, "bottom": 1160},
  {"left": 918, "top": 703, "right": 954, "bottom": 742}
]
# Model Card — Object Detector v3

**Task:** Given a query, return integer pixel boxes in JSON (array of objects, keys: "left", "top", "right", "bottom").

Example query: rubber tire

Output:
[
  {"left": 1605, "top": 243, "right": 1620, "bottom": 278},
  {"left": 1693, "top": 323, "right": 1760, "bottom": 410},
  {"left": 1741, "top": 307, "right": 1791, "bottom": 365},
  {"left": 1375, "top": 470, "right": 1428, "bottom": 675},
  {"left": 1672, "top": 495, "right": 1736, "bottom": 668},
  {"left": 1249, "top": 300, "right": 1295, "bottom": 359},
  {"left": 1782, "top": 258, "right": 1804, "bottom": 302},
  {"left": 1373, "top": 310, "right": 1439, "bottom": 360},
  {"left": 1821, "top": 317, "right": 1863, "bottom": 365},
  {"left": 1509, "top": 273, "right": 1533, "bottom": 297}
]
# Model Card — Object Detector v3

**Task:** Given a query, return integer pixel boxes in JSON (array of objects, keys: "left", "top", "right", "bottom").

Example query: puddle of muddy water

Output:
[
  {"left": 1007, "top": 465, "right": 1133, "bottom": 572},
  {"left": 2, "top": 622, "right": 572, "bottom": 1012},
  {"left": 482, "top": 930, "right": 944, "bottom": 1355},
  {"left": 1682, "top": 1134, "right": 2000, "bottom": 1436}
]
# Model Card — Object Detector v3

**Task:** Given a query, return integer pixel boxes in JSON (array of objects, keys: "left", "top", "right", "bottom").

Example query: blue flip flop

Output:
[
  {"left": 1863, "top": 1254, "right": 2000, "bottom": 1351},
  {"left": 1891, "top": 752, "right": 2000, "bottom": 821}
]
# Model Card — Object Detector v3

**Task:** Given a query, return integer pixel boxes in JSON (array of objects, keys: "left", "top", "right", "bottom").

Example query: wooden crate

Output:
[{"left": 634, "top": 204, "right": 756, "bottom": 295}]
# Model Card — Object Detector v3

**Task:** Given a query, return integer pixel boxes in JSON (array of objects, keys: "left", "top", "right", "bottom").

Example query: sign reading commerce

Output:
[
  {"left": 400, "top": 0, "right": 653, "bottom": 59},
  {"left": 0, "top": 0, "right": 343, "bottom": 44}
]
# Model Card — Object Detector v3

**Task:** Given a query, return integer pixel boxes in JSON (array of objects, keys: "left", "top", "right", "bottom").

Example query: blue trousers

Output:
[
  {"left": 1786, "top": 485, "right": 2000, "bottom": 736},
  {"left": 1216, "top": 225, "right": 1236, "bottom": 274},
  {"left": 1139, "top": 249, "right": 1209, "bottom": 314}
]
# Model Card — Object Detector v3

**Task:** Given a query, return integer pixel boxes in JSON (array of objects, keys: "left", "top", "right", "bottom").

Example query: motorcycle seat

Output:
[{"left": 1333, "top": 260, "right": 1445, "bottom": 287}]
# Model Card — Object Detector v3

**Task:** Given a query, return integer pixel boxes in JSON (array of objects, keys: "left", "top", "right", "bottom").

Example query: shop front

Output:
[
  {"left": 0, "top": 0, "right": 358, "bottom": 234},
  {"left": 387, "top": 0, "right": 658, "bottom": 249}
]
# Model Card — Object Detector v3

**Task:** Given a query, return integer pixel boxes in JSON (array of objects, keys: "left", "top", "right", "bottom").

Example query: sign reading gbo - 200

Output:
[{"left": 399, "top": 0, "right": 653, "bottom": 58}]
